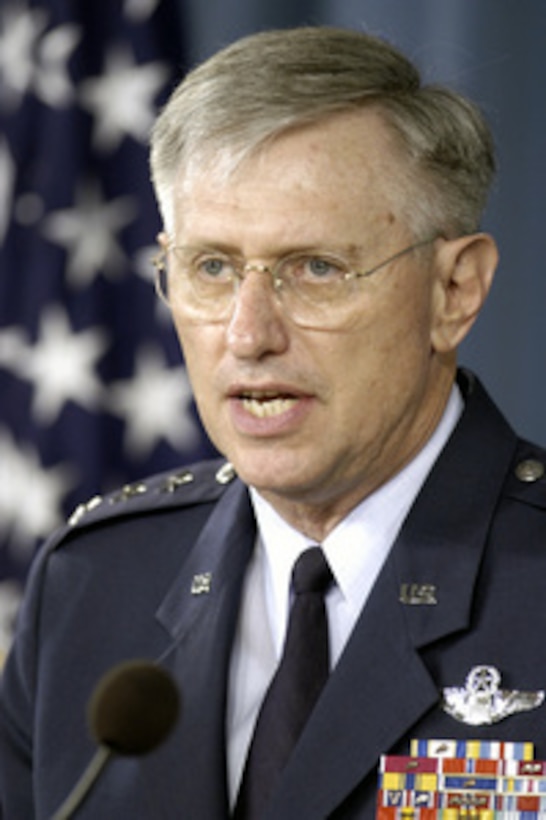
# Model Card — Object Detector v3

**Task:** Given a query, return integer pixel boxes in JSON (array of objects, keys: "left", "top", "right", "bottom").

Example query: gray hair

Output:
[{"left": 150, "top": 26, "right": 495, "bottom": 237}]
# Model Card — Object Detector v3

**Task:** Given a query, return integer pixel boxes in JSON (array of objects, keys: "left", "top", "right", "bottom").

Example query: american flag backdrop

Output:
[{"left": 0, "top": 0, "right": 216, "bottom": 658}]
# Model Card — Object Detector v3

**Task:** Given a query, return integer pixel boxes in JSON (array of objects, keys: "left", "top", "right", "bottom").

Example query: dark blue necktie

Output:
[{"left": 234, "top": 546, "right": 333, "bottom": 819}]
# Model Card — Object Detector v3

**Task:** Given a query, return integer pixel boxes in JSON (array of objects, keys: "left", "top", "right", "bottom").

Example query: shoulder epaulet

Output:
[{"left": 62, "top": 458, "right": 238, "bottom": 533}]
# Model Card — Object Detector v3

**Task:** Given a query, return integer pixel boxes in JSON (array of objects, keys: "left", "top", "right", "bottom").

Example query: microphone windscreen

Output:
[{"left": 87, "top": 660, "right": 180, "bottom": 756}]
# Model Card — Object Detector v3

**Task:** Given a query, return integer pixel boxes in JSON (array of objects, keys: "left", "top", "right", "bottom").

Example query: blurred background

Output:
[{"left": 1, "top": 0, "right": 545, "bottom": 656}]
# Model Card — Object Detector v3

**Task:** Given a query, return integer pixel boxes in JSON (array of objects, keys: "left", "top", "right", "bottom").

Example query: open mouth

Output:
[{"left": 239, "top": 391, "right": 299, "bottom": 418}]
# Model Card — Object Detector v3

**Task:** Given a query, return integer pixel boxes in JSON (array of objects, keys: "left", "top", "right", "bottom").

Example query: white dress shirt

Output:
[{"left": 226, "top": 385, "right": 463, "bottom": 802}]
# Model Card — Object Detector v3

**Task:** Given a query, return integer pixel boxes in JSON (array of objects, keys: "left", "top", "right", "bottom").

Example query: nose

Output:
[{"left": 225, "top": 269, "right": 290, "bottom": 359}]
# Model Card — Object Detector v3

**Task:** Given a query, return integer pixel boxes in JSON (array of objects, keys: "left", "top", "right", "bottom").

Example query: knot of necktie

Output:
[{"left": 292, "top": 546, "right": 333, "bottom": 596}]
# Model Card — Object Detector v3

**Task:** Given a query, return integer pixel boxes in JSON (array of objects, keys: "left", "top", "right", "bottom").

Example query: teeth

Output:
[{"left": 241, "top": 396, "right": 298, "bottom": 418}]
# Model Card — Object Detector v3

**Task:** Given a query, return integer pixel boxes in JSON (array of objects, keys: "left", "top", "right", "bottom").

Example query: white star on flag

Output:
[
  {"left": 43, "top": 180, "right": 138, "bottom": 286},
  {"left": 107, "top": 344, "right": 199, "bottom": 458},
  {"left": 0, "top": 3, "right": 80, "bottom": 109},
  {"left": 0, "top": 3, "right": 48, "bottom": 106},
  {"left": 33, "top": 22, "right": 82, "bottom": 108},
  {"left": 0, "top": 307, "right": 110, "bottom": 425},
  {"left": 79, "top": 44, "right": 169, "bottom": 151},
  {"left": 0, "top": 428, "right": 75, "bottom": 553}
]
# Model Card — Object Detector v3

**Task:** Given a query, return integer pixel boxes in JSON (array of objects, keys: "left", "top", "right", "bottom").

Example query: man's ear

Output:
[{"left": 431, "top": 233, "right": 498, "bottom": 353}]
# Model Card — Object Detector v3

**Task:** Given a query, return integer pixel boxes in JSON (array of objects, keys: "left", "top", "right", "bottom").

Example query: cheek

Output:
[
  {"left": 338, "top": 290, "right": 434, "bottom": 392},
  {"left": 175, "top": 327, "right": 231, "bottom": 454},
  {"left": 173, "top": 322, "right": 220, "bottom": 405},
  {"left": 382, "top": 279, "right": 435, "bottom": 350}
]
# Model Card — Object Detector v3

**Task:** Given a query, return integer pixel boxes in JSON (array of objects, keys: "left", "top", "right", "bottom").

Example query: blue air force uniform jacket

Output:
[{"left": 1, "top": 371, "right": 546, "bottom": 819}]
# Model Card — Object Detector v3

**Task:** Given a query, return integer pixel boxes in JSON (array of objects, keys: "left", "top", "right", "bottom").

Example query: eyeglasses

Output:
[{"left": 153, "top": 235, "right": 438, "bottom": 330}]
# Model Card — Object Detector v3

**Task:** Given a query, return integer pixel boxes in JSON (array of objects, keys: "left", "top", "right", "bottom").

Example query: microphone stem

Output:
[{"left": 51, "top": 745, "right": 112, "bottom": 820}]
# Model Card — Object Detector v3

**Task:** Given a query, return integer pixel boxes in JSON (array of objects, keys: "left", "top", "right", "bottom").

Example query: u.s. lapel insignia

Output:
[
  {"left": 399, "top": 583, "right": 437, "bottom": 605},
  {"left": 191, "top": 573, "right": 212, "bottom": 595},
  {"left": 442, "top": 665, "right": 545, "bottom": 725}
]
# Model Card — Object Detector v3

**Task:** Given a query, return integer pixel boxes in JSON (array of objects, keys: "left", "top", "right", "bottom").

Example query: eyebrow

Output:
[{"left": 173, "top": 239, "right": 365, "bottom": 261}]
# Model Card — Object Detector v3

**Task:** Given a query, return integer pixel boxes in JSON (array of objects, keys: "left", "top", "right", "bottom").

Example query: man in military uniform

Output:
[{"left": 1, "top": 26, "right": 546, "bottom": 820}]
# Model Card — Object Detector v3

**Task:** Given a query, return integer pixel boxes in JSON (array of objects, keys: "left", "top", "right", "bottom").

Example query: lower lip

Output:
[{"left": 228, "top": 395, "right": 314, "bottom": 436}]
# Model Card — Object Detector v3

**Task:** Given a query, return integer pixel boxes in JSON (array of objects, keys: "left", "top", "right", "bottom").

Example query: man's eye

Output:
[
  {"left": 195, "top": 257, "right": 233, "bottom": 279},
  {"left": 296, "top": 256, "right": 346, "bottom": 280}
]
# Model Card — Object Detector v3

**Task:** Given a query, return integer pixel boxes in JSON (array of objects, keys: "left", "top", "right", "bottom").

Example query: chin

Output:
[{"left": 231, "top": 449, "right": 322, "bottom": 499}]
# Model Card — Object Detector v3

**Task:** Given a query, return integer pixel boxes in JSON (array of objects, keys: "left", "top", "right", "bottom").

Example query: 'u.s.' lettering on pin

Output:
[
  {"left": 191, "top": 573, "right": 212, "bottom": 595},
  {"left": 399, "top": 583, "right": 437, "bottom": 605}
]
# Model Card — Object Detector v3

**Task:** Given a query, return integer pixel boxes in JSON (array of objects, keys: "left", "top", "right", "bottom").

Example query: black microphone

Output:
[{"left": 51, "top": 660, "right": 180, "bottom": 820}]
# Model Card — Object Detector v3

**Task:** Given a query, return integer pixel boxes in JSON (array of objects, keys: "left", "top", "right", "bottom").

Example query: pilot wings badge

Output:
[{"left": 442, "top": 665, "right": 545, "bottom": 726}]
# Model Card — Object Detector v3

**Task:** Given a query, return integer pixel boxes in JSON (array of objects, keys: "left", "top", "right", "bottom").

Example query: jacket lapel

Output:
[{"left": 154, "top": 480, "right": 256, "bottom": 819}]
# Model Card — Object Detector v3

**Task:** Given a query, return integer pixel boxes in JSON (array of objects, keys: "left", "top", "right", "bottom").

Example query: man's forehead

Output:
[
  {"left": 175, "top": 107, "right": 402, "bottom": 198},
  {"left": 172, "top": 178, "right": 400, "bottom": 259}
]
